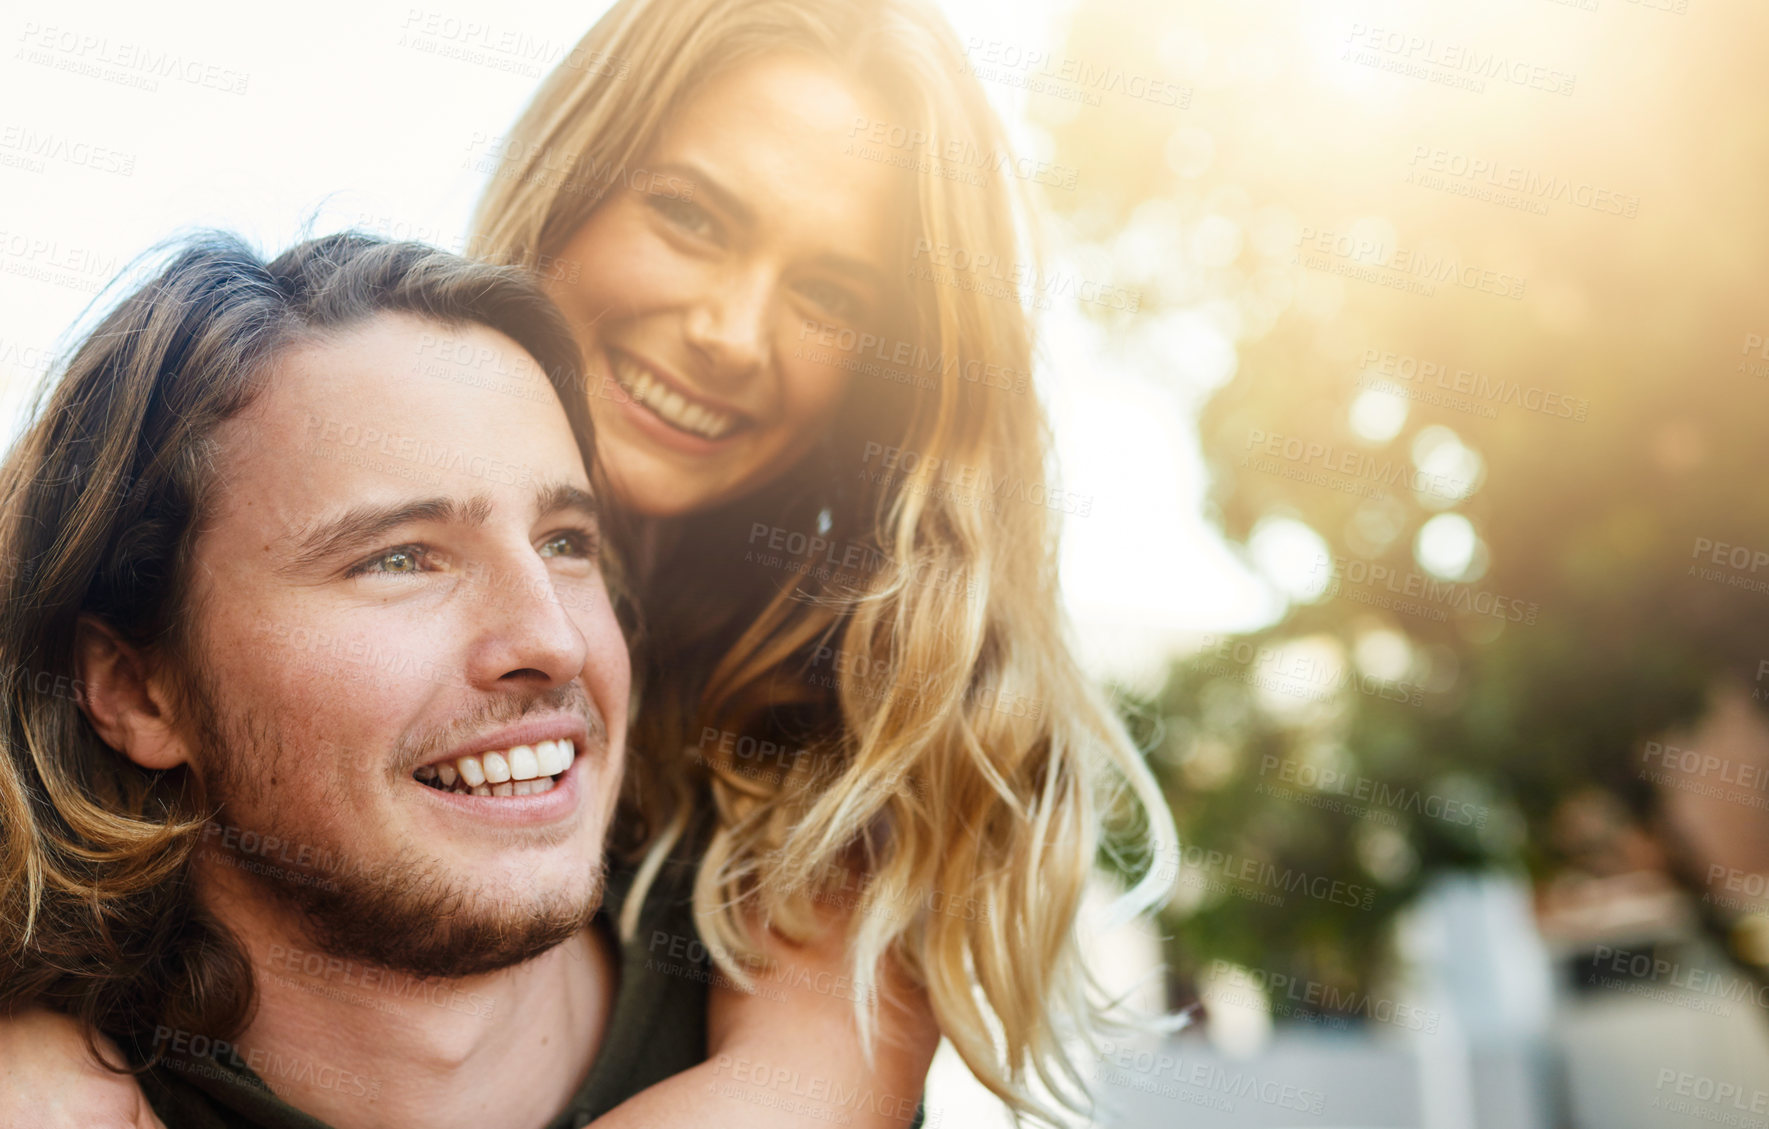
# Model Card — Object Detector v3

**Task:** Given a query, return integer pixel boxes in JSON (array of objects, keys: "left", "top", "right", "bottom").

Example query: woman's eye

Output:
[
  {"left": 538, "top": 529, "right": 598, "bottom": 560},
  {"left": 348, "top": 545, "right": 429, "bottom": 577},
  {"left": 797, "top": 279, "right": 865, "bottom": 322},
  {"left": 651, "top": 195, "right": 720, "bottom": 242}
]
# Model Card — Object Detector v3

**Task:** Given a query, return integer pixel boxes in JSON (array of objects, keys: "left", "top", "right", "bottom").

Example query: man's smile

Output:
[{"left": 415, "top": 737, "right": 577, "bottom": 796}]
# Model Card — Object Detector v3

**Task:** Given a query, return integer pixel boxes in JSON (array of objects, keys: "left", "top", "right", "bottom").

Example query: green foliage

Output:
[{"left": 1047, "top": 0, "right": 1769, "bottom": 1017}]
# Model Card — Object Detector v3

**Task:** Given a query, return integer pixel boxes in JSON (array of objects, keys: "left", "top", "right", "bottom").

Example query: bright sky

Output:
[{"left": 0, "top": 0, "right": 1278, "bottom": 686}]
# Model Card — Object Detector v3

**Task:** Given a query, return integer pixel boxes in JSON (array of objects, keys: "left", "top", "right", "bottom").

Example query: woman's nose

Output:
[{"left": 683, "top": 263, "right": 774, "bottom": 383}]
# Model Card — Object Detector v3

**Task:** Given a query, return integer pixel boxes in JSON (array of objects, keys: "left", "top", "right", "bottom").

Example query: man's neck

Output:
[{"left": 200, "top": 880, "right": 617, "bottom": 1129}]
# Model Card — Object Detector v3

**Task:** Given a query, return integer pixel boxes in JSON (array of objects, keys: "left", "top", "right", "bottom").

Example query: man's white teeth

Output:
[
  {"left": 416, "top": 739, "right": 576, "bottom": 797},
  {"left": 483, "top": 751, "right": 511, "bottom": 784},
  {"left": 610, "top": 353, "right": 737, "bottom": 440},
  {"left": 536, "top": 741, "right": 571, "bottom": 775}
]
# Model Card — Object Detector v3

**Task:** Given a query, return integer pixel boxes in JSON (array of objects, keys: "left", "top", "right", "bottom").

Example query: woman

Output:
[{"left": 1, "top": 0, "right": 1176, "bottom": 1123}]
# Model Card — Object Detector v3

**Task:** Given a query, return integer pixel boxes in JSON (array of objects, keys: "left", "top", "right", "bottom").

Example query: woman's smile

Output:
[{"left": 604, "top": 345, "right": 751, "bottom": 448}]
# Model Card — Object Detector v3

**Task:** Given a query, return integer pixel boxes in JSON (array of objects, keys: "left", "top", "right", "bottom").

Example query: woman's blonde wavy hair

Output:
[{"left": 470, "top": 0, "right": 1177, "bottom": 1121}]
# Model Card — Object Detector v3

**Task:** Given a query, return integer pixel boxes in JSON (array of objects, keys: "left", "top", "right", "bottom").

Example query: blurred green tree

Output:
[{"left": 1026, "top": 0, "right": 1769, "bottom": 1019}]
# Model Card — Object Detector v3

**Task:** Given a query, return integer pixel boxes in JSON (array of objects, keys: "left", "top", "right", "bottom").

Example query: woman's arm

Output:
[
  {"left": 0, "top": 917, "right": 939, "bottom": 1129},
  {"left": 0, "top": 1009, "right": 165, "bottom": 1129},
  {"left": 590, "top": 908, "right": 941, "bottom": 1129}
]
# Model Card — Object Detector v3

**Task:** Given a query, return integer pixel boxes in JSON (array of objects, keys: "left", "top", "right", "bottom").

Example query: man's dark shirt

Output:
[{"left": 135, "top": 858, "right": 708, "bottom": 1129}]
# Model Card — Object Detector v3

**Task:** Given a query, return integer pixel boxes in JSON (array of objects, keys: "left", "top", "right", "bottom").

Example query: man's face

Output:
[{"left": 176, "top": 313, "right": 628, "bottom": 976}]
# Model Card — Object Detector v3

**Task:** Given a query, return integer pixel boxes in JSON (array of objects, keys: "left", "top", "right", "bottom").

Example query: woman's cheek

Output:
[
  {"left": 776, "top": 350, "right": 850, "bottom": 436},
  {"left": 570, "top": 208, "right": 704, "bottom": 311}
]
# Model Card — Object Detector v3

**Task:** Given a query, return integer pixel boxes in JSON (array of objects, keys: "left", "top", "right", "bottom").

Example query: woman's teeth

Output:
[
  {"left": 414, "top": 739, "right": 575, "bottom": 797},
  {"left": 610, "top": 353, "right": 737, "bottom": 440}
]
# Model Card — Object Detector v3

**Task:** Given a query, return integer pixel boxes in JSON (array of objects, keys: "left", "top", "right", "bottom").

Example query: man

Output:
[{"left": 0, "top": 233, "right": 705, "bottom": 1128}]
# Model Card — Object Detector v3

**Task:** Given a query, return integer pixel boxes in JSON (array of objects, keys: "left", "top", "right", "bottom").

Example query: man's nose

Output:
[
  {"left": 684, "top": 262, "right": 773, "bottom": 384},
  {"left": 463, "top": 555, "right": 589, "bottom": 690}
]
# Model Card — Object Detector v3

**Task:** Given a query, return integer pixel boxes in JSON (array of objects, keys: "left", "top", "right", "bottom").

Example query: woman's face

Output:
[{"left": 545, "top": 55, "right": 900, "bottom": 519}]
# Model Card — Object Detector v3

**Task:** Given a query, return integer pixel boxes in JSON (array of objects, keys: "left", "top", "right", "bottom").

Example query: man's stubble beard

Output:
[{"left": 186, "top": 668, "right": 606, "bottom": 980}]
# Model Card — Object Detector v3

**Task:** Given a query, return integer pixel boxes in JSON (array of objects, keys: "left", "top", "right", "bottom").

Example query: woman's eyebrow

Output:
[
  {"left": 650, "top": 160, "right": 885, "bottom": 289},
  {"left": 652, "top": 160, "right": 750, "bottom": 225},
  {"left": 810, "top": 252, "right": 886, "bottom": 288}
]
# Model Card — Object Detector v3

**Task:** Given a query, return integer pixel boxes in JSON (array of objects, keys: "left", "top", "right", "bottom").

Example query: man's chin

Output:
[
  {"left": 211, "top": 827, "right": 608, "bottom": 979},
  {"left": 291, "top": 856, "right": 606, "bottom": 979}
]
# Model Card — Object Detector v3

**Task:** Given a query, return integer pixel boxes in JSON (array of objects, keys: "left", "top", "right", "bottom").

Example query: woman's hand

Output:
[
  {"left": 0, "top": 1008, "right": 164, "bottom": 1129},
  {"left": 594, "top": 904, "right": 941, "bottom": 1128}
]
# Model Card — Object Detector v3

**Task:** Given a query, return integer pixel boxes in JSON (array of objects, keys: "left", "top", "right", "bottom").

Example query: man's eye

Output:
[
  {"left": 651, "top": 195, "right": 720, "bottom": 242},
  {"left": 538, "top": 529, "right": 598, "bottom": 560},
  {"left": 347, "top": 545, "right": 430, "bottom": 577}
]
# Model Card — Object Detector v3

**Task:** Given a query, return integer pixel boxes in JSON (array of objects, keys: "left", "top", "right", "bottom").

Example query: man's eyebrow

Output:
[
  {"left": 281, "top": 480, "right": 598, "bottom": 574},
  {"left": 533, "top": 479, "right": 599, "bottom": 521},
  {"left": 282, "top": 495, "right": 493, "bottom": 574}
]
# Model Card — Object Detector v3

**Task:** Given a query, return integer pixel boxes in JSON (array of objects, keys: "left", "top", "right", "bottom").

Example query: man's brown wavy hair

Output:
[{"left": 0, "top": 232, "right": 594, "bottom": 1057}]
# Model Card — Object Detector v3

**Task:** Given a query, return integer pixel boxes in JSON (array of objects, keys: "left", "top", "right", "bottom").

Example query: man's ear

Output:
[{"left": 73, "top": 615, "right": 193, "bottom": 771}]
